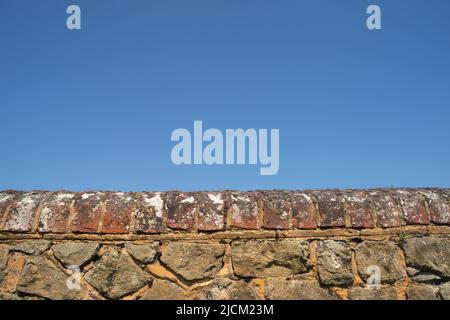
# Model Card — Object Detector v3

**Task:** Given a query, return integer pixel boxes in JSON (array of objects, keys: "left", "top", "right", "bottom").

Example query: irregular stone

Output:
[
  {"left": 17, "top": 256, "right": 90, "bottom": 300},
  {"left": 406, "top": 285, "right": 439, "bottom": 300},
  {"left": 0, "top": 292, "right": 21, "bottom": 300},
  {"left": 265, "top": 279, "right": 338, "bottom": 300},
  {"left": 1, "top": 253, "right": 26, "bottom": 292},
  {"left": 0, "top": 269, "right": 6, "bottom": 285},
  {"left": 85, "top": 249, "right": 151, "bottom": 299},
  {"left": 0, "top": 292, "right": 42, "bottom": 300},
  {"left": 11, "top": 240, "right": 51, "bottom": 255},
  {"left": 439, "top": 282, "right": 450, "bottom": 300},
  {"left": 411, "top": 272, "right": 441, "bottom": 283},
  {"left": 197, "top": 278, "right": 258, "bottom": 300},
  {"left": 140, "top": 279, "right": 190, "bottom": 300},
  {"left": 355, "top": 241, "right": 405, "bottom": 283},
  {"left": 0, "top": 245, "right": 8, "bottom": 284},
  {"left": 407, "top": 267, "right": 419, "bottom": 277},
  {"left": 232, "top": 240, "right": 310, "bottom": 278},
  {"left": 0, "top": 245, "right": 8, "bottom": 270},
  {"left": 348, "top": 287, "right": 397, "bottom": 300},
  {"left": 125, "top": 242, "right": 159, "bottom": 264},
  {"left": 160, "top": 242, "right": 225, "bottom": 281},
  {"left": 403, "top": 237, "right": 450, "bottom": 277},
  {"left": 53, "top": 242, "right": 99, "bottom": 267},
  {"left": 317, "top": 240, "right": 353, "bottom": 287}
]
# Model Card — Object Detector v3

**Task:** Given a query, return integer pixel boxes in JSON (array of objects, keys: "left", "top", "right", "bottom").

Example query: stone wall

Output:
[{"left": 0, "top": 189, "right": 450, "bottom": 300}]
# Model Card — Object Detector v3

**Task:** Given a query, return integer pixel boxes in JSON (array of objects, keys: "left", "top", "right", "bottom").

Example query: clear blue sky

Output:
[{"left": 1, "top": 0, "right": 449, "bottom": 191}]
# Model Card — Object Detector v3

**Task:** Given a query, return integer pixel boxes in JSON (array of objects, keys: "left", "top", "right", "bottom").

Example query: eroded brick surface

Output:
[
  {"left": 196, "top": 192, "right": 225, "bottom": 231},
  {"left": 0, "top": 192, "right": 18, "bottom": 230},
  {"left": 312, "top": 190, "right": 346, "bottom": 227},
  {"left": 291, "top": 192, "right": 317, "bottom": 229},
  {"left": 165, "top": 192, "right": 196, "bottom": 230},
  {"left": 368, "top": 190, "right": 403, "bottom": 227},
  {"left": 419, "top": 190, "right": 450, "bottom": 224},
  {"left": 38, "top": 193, "right": 75, "bottom": 233},
  {"left": 229, "top": 192, "right": 258, "bottom": 229},
  {"left": 260, "top": 191, "right": 290, "bottom": 229},
  {"left": 101, "top": 193, "right": 134, "bottom": 234},
  {"left": 71, "top": 193, "right": 105, "bottom": 233},
  {"left": 342, "top": 191, "right": 374, "bottom": 228},
  {"left": 133, "top": 193, "right": 165, "bottom": 233},
  {"left": 4, "top": 193, "right": 45, "bottom": 232},
  {"left": 0, "top": 188, "right": 449, "bottom": 236},
  {"left": 390, "top": 190, "right": 428, "bottom": 225}
]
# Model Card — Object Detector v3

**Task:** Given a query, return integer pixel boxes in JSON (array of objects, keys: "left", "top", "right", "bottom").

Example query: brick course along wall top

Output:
[{"left": 0, "top": 188, "right": 450, "bottom": 300}]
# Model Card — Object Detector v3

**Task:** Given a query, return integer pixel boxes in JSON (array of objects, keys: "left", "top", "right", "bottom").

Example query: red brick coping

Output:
[{"left": 0, "top": 189, "right": 449, "bottom": 236}]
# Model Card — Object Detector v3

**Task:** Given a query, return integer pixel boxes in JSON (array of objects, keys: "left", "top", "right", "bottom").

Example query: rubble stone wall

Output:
[{"left": 1, "top": 189, "right": 449, "bottom": 300}]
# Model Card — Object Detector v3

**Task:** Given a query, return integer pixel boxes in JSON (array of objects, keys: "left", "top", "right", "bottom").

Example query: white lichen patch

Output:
[
  {"left": 81, "top": 193, "right": 93, "bottom": 200},
  {"left": 199, "top": 210, "right": 224, "bottom": 228},
  {"left": 369, "top": 191, "right": 401, "bottom": 227},
  {"left": 78, "top": 193, "right": 104, "bottom": 217},
  {"left": 343, "top": 192, "right": 367, "bottom": 204},
  {"left": 394, "top": 191, "right": 419, "bottom": 218},
  {"left": 231, "top": 194, "right": 251, "bottom": 203},
  {"left": 294, "top": 193, "right": 313, "bottom": 203},
  {"left": 420, "top": 190, "right": 448, "bottom": 211},
  {"left": 38, "top": 207, "right": 52, "bottom": 231},
  {"left": 231, "top": 204, "right": 243, "bottom": 224},
  {"left": 181, "top": 196, "right": 195, "bottom": 204},
  {"left": 144, "top": 193, "right": 164, "bottom": 218},
  {"left": 0, "top": 193, "right": 14, "bottom": 205},
  {"left": 5, "top": 193, "right": 43, "bottom": 231},
  {"left": 111, "top": 192, "right": 133, "bottom": 203},
  {"left": 280, "top": 210, "right": 289, "bottom": 219},
  {"left": 55, "top": 193, "right": 74, "bottom": 202},
  {"left": 208, "top": 193, "right": 223, "bottom": 205}
]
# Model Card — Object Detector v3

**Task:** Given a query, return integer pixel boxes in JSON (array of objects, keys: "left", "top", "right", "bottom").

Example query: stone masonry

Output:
[{"left": 0, "top": 188, "right": 450, "bottom": 300}]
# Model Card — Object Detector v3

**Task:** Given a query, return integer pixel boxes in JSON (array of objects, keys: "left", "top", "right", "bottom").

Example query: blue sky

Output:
[{"left": 1, "top": 0, "right": 449, "bottom": 191}]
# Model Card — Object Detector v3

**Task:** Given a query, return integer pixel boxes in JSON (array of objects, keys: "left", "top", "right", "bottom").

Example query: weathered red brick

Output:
[
  {"left": 390, "top": 190, "right": 429, "bottom": 225},
  {"left": 133, "top": 192, "right": 165, "bottom": 234},
  {"left": 0, "top": 192, "right": 19, "bottom": 230},
  {"left": 71, "top": 192, "right": 105, "bottom": 233},
  {"left": 38, "top": 192, "right": 75, "bottom": 233},
  {"left": 291, "top": 192, "right": 318, "bottom": 229},
  {"left": 342, "top": 191, "right": 374, "bottom": 228},
  {"left": 442, "top": 189, "right": 450, "bottom": 198},
  {"left": 165, "top": 192, "right": 196, "bottom": 230},
  {"left": 229, "top": 192, "right": 259, "bottom": 229},
  {"left": 419, "top": 190, "right": 450, "bottom": 224},
  {"left": 260, "top": 191, "right": 290, "bottom": 229},
  {"left": 4, "top": 192, "right": 45, "bottom": 232},
  {"left": 196, "top": 192, "right": 225, "bottom": 231},
  {"left": 101, "top": 192, "right": 134, "bottom": 234},
  {"left": 368, "top": 190, "right": 403, "bottom": 227},
  {"left": 312, "top": 190, "right": 346, "bottom": 227}
]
